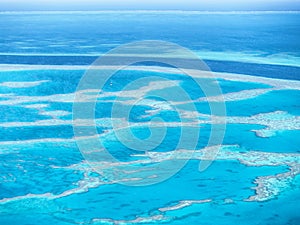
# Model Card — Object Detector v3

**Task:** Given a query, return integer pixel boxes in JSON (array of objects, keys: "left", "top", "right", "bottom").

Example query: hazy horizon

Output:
[{"left": 0, "top": 0, "right": 299, "bottom": 11}]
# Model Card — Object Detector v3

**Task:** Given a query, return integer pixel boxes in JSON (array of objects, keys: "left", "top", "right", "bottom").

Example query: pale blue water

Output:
[{"left": 0, "top": 11, "right": 300, "bottom": 225}]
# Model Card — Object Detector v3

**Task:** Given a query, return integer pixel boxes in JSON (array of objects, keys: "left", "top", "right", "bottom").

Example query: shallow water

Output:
[{"left": 0, "top": 11, "right": 300, "bottom": 225}]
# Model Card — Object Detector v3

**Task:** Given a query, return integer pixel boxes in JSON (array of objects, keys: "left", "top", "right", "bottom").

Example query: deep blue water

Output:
[{"left": 1, "top": 12, "right": 299, "bottom": 57}]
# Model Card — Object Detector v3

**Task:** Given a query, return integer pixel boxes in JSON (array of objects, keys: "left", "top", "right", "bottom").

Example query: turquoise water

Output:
[
  {"left": 0, "top": 11, "right": 300, "bottom": 225},
  {"left": 225, "top": 89, "right": 300, "bottom": 116}
]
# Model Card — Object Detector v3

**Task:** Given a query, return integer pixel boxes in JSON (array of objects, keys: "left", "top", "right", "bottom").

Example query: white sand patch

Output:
[{"left": 0, "top": 80, "right": 49, "bottom": 88}]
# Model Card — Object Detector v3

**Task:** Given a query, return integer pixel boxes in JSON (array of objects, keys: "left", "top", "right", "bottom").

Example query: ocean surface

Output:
[{"left": 0, "top": 11, "right": 300, "bottom": 225}]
